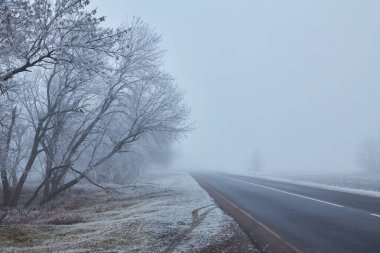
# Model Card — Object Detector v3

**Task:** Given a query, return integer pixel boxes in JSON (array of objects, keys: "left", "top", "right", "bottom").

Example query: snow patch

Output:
[{"left": 242, "top": 173, "right": 380, "bottom": 198}]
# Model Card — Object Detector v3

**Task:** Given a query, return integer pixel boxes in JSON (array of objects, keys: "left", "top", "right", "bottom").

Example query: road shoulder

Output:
[{"left": 0, "top": 171, "right": 258, "bottom": 253}]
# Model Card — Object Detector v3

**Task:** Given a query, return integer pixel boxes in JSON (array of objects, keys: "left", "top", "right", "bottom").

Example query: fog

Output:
[{"left": 92, "top": 0, "right": 380, "bottom": 174}]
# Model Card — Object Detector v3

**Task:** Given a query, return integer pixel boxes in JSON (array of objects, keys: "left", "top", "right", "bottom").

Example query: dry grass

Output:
[{"left": 0, "top": 172, "right": 259, "bottom": 253}]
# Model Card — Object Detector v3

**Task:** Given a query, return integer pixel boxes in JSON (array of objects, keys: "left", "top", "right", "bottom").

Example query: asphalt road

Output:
[{"left": 194, "top": 172, "right": 380, "bottom": 253}]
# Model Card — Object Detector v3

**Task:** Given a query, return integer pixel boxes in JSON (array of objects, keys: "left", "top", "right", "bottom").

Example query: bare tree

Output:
[
  {"left": 251, "top": 149, "right": 264, "bottom": 173},
  {"left": 0, "top": 105, "right": 17, "bottom": 205},
  {"left": 356, "top": 137, "right": 380, "bottom": 173},
  {"left": 91, "top": 134, "right": 175, "bottom": 184},
  {"left": 38, "top": 65, "right": 189, "bottom": 205},
  {"left": 0, "top": 16, "right": 190, "bottom": 207},
  {"left": 0, "top": 0, "right": 120, "bottom": 94}
]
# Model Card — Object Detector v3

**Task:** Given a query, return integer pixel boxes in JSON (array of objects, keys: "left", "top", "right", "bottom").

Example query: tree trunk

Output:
[
  {"left": 9, "top": 127, "right": 44, "bottom": 206},
  {"left": 42, "top": 160, "right": 53, "bottom": 203},
  {"left": 10, "top": 147, "right": 39, "bottom": 206},
  {"left": 10, "top": 169, "right": 17, "bottom": 189},
  {"left": 0, "top": 106, "right": 17, "bottom": 205},
  {"left": 0, "top": 168, "right": 11, "bottom": 205}
]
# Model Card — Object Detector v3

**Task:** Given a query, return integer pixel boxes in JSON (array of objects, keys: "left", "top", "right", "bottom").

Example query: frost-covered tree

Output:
[
  {"left": 0, "top": 0, "right": 119, "bottom": 94},
  {"left": 0, "top": 6, "right": 190, "bottom": 207},
  {"left": 251, "top": 149, "right": 264, "bottom": 173},
  {"left": 356, "top": 137, "right": 380, "bottom": 173},
  {"left": 92, "top": 134, "right": 175, "bottom": 184}
]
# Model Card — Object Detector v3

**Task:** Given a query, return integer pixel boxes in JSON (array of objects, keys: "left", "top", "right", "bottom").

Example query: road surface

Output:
[{"left": 193, "top": 172, "right": 380, "bottom": 253}]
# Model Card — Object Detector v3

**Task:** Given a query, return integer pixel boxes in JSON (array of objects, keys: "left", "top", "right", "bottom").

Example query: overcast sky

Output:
[{"left": 91, "top": 0, "right": 380, "bottom": 174}]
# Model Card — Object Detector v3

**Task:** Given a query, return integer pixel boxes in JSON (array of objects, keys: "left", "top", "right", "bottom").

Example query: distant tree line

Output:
[{"left": 0, "top": 0, "right": 190, "bottom": 207}]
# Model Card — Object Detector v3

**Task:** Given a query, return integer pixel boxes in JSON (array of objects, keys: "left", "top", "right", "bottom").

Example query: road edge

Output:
[{"left": 191, "top": 173, "right": 304, "bottom": 253}]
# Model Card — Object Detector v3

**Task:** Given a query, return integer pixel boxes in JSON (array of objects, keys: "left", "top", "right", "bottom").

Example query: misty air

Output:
[{"left": 0, "top": 1, "right": 379, "bottom": 253}]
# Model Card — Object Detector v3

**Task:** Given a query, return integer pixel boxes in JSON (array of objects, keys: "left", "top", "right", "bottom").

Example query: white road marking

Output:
[
  {"left": 200, "top": 178, "right": 304, "bottom": 253},
  {"left": 221, "top": 175, "right": 344, "bottom": 208},
  {"left": 371, "top": 213, "right": 380, "bottom": 218}
]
